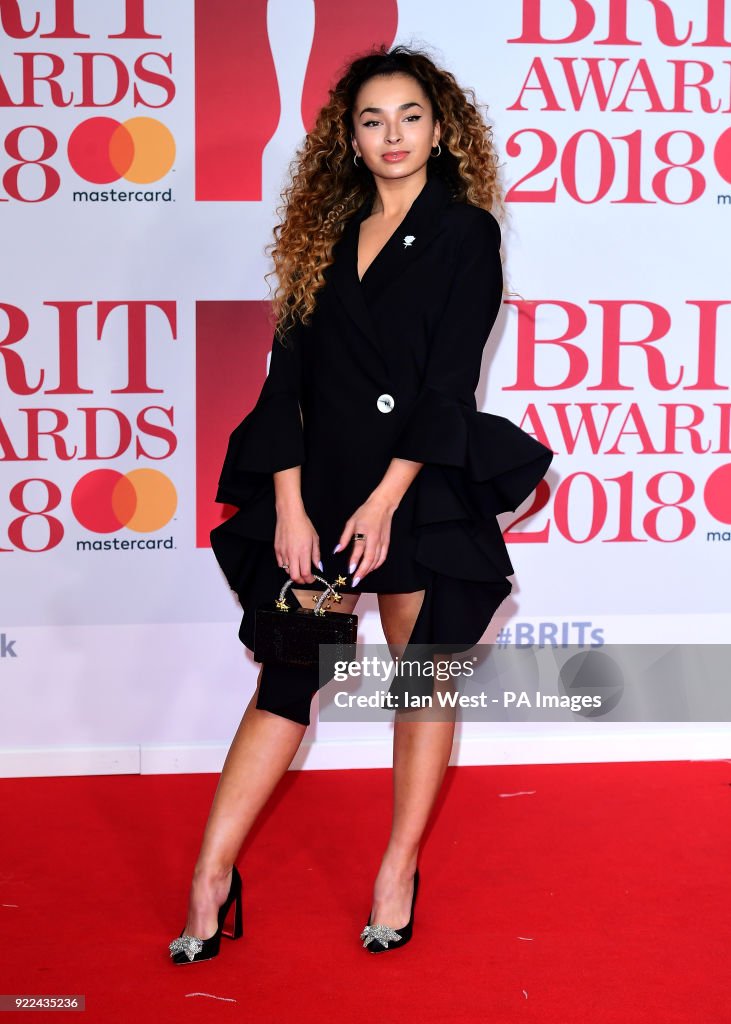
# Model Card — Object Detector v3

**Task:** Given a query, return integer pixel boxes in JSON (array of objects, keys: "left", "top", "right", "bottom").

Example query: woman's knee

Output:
[{"left": 377, "top": 589, "right": 426, "bottom": 647}]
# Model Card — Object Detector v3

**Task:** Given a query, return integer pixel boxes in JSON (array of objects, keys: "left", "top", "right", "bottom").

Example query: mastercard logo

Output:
[
  {"left": 71, "top": 469, "right": 177, "bottom": 534},
  {"left": 67, "top": 116, "right": 176, "bottom": 185}
]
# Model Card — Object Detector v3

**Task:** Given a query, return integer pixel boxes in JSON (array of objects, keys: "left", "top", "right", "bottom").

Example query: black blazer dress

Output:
[{"left": 210, "top": 173, "right": 554, "bottom": 724}]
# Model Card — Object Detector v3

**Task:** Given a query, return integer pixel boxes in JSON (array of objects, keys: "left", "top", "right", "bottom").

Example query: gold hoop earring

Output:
[
  {"left": 431, "top": 143, "right": 442, "bottom": 158},
  {"left": 353, "top": 153, "right": 360, "bottom": 167}
]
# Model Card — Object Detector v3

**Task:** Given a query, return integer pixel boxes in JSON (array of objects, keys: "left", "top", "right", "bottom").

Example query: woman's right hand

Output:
[{"left": 274, "top": 507, "right": 322, "bottom": 584}]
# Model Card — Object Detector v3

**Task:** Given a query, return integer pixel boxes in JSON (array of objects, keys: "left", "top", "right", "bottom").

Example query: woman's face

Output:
[{"left": 351, "top": 73, "right": 440, "bottom": 184}]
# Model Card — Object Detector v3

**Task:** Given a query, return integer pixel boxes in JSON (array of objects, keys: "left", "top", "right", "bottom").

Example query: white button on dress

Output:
[{"left": 376, "top": 393, "right": 395, "bottom": 413}]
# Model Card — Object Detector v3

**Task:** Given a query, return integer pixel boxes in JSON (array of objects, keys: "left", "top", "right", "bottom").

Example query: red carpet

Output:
[{"left": 3, "top": 760, "right": 730, "bottom": 1023}]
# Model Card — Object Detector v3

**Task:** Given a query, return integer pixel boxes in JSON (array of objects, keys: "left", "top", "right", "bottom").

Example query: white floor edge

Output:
[{"left": 0, "top": 730, "right": 729, "bottom": 777}]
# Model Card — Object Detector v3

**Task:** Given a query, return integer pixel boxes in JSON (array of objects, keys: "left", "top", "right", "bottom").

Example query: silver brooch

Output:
[
  {"left": 402, "top": 235, "right": 415, "bottom": 248},
  {"left": 169, "top": 934, "right": 204, "bottom": 961},
  {"left": 360, "top": 923, "right": 403, "bottom": 948}
]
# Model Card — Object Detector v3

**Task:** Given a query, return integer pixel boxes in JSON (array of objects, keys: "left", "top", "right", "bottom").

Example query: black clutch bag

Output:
[{"left": 253, "top": 574, "right": 358, "bottom": 668}]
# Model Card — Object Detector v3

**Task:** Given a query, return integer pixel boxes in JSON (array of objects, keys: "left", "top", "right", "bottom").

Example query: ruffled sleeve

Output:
[
  {"left": 391, "top": 209, "right": 553, "bottom": 519},
  {"left": 389, "top": 210, "right": 553, "bottom": 593},
  {"left": 215, "top": 324, "right": 305, "bottom": 513}
]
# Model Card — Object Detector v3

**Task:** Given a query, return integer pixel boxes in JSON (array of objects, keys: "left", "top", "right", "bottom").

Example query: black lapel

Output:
[
  {"left": 326, "top": 174, "right": 453, "bottom": 374},
  {"left": 326, "top": 199, "right": 386, "bottom": 371},
  {"left": 359, "top": 174, "right": 452, "bottom": 301}
]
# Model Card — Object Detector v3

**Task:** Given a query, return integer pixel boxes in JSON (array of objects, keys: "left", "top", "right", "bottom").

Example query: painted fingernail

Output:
[
  {"left": 333, "top": 543, "right": 341, "bottom": 553},
  {"left": 352, "top": 576, "right": 360, "bottom": 586},
  {"left": 318, "top": 560, "right": 323, "bottom": 571},
  {"left": 349, "top": 562, "right": 356, "bottom": 574}
]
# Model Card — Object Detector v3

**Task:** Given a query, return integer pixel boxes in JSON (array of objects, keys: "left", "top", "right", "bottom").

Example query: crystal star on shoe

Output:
[
  {"left": 360, "top": 923, "right": 403, "bottom": 948},
  {"left": 169, "top": 935, "right": 204, "bottom": 960}
]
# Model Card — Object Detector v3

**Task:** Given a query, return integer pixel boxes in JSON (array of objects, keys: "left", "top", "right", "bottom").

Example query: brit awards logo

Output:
[
  {"left": 0, "top": 0, "right": 176, "bottom": 203},
  {"left": 0, "top": 299, "right": 179, "bottom": 554},
  {"left": 505, "top": 0, "right": 731, "bottom": 206}
]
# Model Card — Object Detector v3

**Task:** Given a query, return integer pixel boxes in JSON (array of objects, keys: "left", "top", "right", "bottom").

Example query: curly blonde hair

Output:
[{"left": 268, "top": 44, "right": 510, "bottom": 339}]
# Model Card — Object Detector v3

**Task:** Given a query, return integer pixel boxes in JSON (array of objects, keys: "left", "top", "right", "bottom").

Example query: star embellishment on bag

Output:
[{"left": 402, "top": 235, "right": 415, "bottom": 248}]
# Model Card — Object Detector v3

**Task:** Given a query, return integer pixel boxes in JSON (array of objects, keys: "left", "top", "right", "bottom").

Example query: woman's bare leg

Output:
[
  {"left": 368, "top": 590, "right": 456, "bottom": 929},
  {"left": 180, "top": 677, "right": 307, "bottom": 939},
  {"left": 181, "top": 589, "right": 359, "bottom": 940}
]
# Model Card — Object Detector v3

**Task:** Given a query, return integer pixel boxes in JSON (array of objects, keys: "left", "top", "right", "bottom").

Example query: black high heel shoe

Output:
[
  {"left": 360, "top": 868, "right": 419, "bottom": 953},
  {"left": 168, "top": 865, "right": 243, "bottom": 964}
]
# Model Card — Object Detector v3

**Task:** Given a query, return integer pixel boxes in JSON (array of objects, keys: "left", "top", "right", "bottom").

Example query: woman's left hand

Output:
[{"left": 334, "top": 492, "right": 397, "bottom": 585}]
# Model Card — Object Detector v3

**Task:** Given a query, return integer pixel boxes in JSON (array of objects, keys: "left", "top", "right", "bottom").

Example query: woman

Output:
[{"left": 169, "top": 45, "right": 553, "bottom": 964}]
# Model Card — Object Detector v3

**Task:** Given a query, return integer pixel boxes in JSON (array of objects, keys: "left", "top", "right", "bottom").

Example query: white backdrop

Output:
[{"left": 1, "top": 1, "right": 729, "bottom": 776}]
